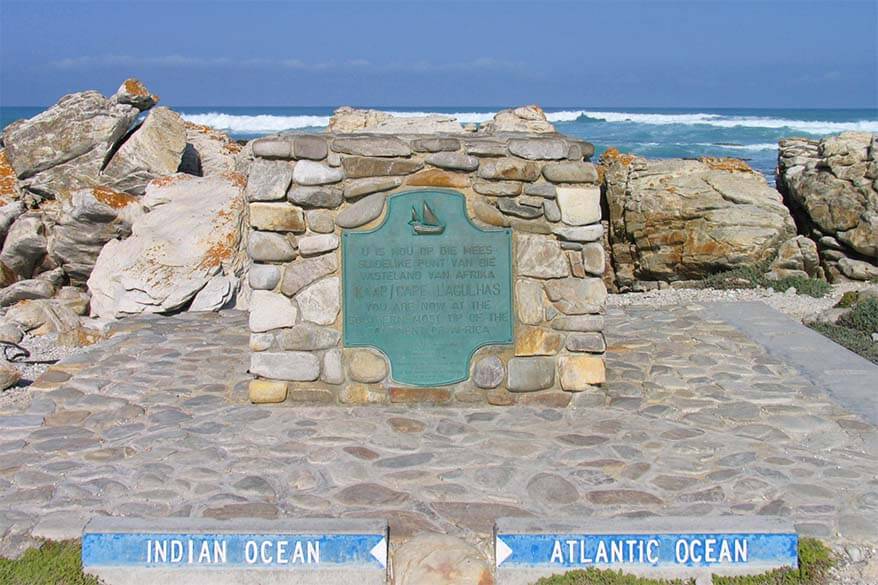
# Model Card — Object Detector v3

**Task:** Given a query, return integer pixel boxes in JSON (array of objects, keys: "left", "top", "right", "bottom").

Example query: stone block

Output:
[
  {"left": 292, "top": 135, "right": 328, "bottom": 160},
  {"left": 498, "top": 198, "right": 543, "bottom": 219},
  {"left": 478, "top": 159, "right": 541, "bottom": 181},
  {"left": 341, "top": 383, "right": 388, "bottom": 404},
  {"left": 473, "top": 180, "right": 521, "bottom": 196},
  {"left": 390, "top": 387, "right": 452, "bottom": 404},
  {"left": 407, "top": 169, "right": 470, "bottom": 188},
  {"left": 542, "top": 161, "right": 599, "bottom": 183},
  {"left": 251, "top": 137, "right": 292, "bottom": 159},
  {"left": 544, "top": 277, "right": 607, "bottom": 314},
  {"left": 543, "top": 199, "right": 562, "bottom": 222},
  {"left": 551, "top": 315, "right": 604, "bottom": 332},
  {"left": 507, "top": 357, "right": 555, "bottom": 391},
  {"left": 472, "top": 198, "right": 510, "bottom": 227},
  {"left": 286, "top": 388, "right": 335, "bottom": 403},
  {"left": 515, "top": 326, "right": 562, "bottom": 356},
  {"left": 515, "top": 234, "right": 569, "bottom": 279},
  {"left": 249, "top": 202, "right": 305, "bottom": 232},
  {"left": 556, "top": 186, "right": 601, "bottom": 226},
  {"left": 524, "top": 182, "right": 557, "bottom": 198},
  {"left": 298, "top": 234, "right": 339, "bottom": 256},
  {"left": 472, "top": 355, "right": 505, "bottom": 389},
  {"left": 248, "top": 231, "right": 296, "bottom": 262},
  {"left": 426, "top": 151, "right": 479, "bottom": 171},
  {"left": 344, "top": 177, "right": 401, "bottom": 199},
  {"left": 552, "top": 224, "right": 604, "bottom": 242},
  {"left": 245, "top": 159, "right": 293, "bottom": 201},
  {"left": 276, "top": 323, "right": 340, "bottom": 350},
  {"left": 335, "top": 193, "right": 387, "bottom": 228},
  {"left": 248, "top": 264, "right": 281, "bottom": 290},
  {"left": 566, "top": 332, "right": 606, "bottom": 353},
  {"left": 250, "top": 351, "right": 320, "bottom": 381},
  {"left": 341, "top": 157, "right": 423, "bottom": 178},
  {"left": 559, "top": 354, "right": 606, "bottom": 390},
  {"left": 332, "top": 136, "right": 412, "bottom": 157},
  {"left": 281, "top": 253, "right": 338, "bottom": 296},
  {"left": 293, "top": 160, "right": 344, "bottom": 185},
  {"left": 305, "top": 209, "right": 335, "bottom": 233},
  {"left": 287, "top": 186, "right": 343, "bottom": 209},
  {"left": 248, "top": 290, "right": 297, "bottom": 332},
  {"left": 411, "top": 137, "right": 460, "bottom": 152},
  {"left": 248, "top": 379, "right": 288, "bottom": 403},
  {"left": 508, "top": 138, "right": 568, "bottom": 160},
  {"left": 348, "top": 349, "right": 388, "bottom": 383},
  {"left": 581, "top": 242, "right": 606, "bottom": 276},
  {"left": 296, "top": 277, "right": 340, "bottom": 325},
  {"left": 515, "top": 279, "right": 544, "bottom": 325},
  {"left": 249, "top": 332, "right": 274, "bottom": 352},
  {"left": 321, "top": 348, "right": 344, "bottom": 384}
]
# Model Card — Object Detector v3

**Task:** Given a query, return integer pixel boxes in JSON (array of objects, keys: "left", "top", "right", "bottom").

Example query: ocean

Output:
[{"left": 2, "top": 106, "right": 876, "bottom": 182}]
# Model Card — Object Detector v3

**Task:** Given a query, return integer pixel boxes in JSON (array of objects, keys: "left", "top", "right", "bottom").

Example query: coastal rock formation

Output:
[
  {"left": 602, "top": 150, "right": 796, "bottom": 290},
  {"left": 777, "top": 132, "right": 878, "bottom": 281},
  {"left": 480, "top": 105, "right": 556, "bottom": 133},
  {"left": 87, "top": 172, "right": 246, "bottom": 318},
  {"left": 328, "top": 107, "right": 464, "bottom": 134},
  {"left": 180, "top": 122, "right": 242, "bottom": 176}
]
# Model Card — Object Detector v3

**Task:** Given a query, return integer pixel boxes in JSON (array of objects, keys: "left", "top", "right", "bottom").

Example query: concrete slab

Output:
[
  {"left": 82, "top": 517, "right": 388, "bottom": 585},
  {"left": 704, "top": 301, "right": 878, "bottom": 425},
  {"left": 495, "top": 516, "right": 797, "bottom": 584}
]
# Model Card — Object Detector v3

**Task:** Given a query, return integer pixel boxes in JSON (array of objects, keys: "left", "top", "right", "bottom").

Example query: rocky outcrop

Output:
[
  {"left": 179, "top": 122, "right": 242, "bottom": 176},
  {"left": 101, "top": 107, "right": 187, "bottom": 195},
  {"left": 602, "top": 150, "right": 796, "bottom": 290},
  {"left": 328, "top": 107, "right": 464, "bottom": 134},
  {"left": 777, "top": 132, "right": 878, "bottom": 281},
  {"left": 767, "top": 235, "right": 822, "bottom": 280},
  {"left": 479, "top": 105, "right": 556, "bottom": 133},
  {"left": 87, "top": 173, "right": 246, "bottom": 318}
]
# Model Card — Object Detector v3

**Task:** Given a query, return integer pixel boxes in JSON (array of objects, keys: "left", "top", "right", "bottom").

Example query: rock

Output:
[
  {"left": 0, "top": 200, "right": 25, "bottom": 247},
  {"left": 112, "top": 78, "right": 158, "bottom": 110},
  {"left": 248, "top": 264, "right": 281, "bottom": 290},
  {"left": 296, "top": 277, "right": 339, "bottom": 325},
  {"left": 47, "top": 186, "right": 143, "bottom": 285},
  {"left": 306, "top": 210, "right": 335, "bottom": 233},
  {"left": 244, "top": 159, "right": 293, "bottom": 201},
  {"left": 0, "top": 277, "right": 55, "bottom": 307},
  {"left": 188, "top": 275, "right": 235, "bottom": 311},
  {"left": 297, "top": 234, "right": 338, "bottom": 256},
  {"left": 778, "top": 133, "right": 878, "bottom": 271},
  {"left": 0, "top": 213, "right": 47, "bottom": 279},
  {"left": 515, "top": 326, "right": 562, "bottom": 356},
  {"left": 472, "top": 355, "right": 505, "bottom": 389},
  {"left": 4, "top": 299, "right": 80, "bottom": 335},
  {"left": 179, "top": 122, "right": 241, "bottom": 176},
  {"left": 481, "top": 105, "right": 555, "bottom": 133},
  {"left": 280, "top": 253, "right": 338, "bottom": 296},
  {"left": 426, "top": 152, "right": 479, "bottom": 172},
  {"left": 527, "top": 473, "right": 579, "bottom": 506},
  {"left": 507, "top": 357, "right": 555, "bottom": 391},
  {"left": 0, "top": 322, "right": 24, "bottom": 343},
  {"left": 559, "top": 355, "right": 606, "bottom": 390},
  {"left": 551, "top": 224, "right": 604, "bottom": 242},
  {"left": 87, "top": 173, "right": 245, "bottom": 318},
  {"left": 478, "top": 159, "right": 540, "bottom": 182},
  {"left": 556, "top": 186, "right": 601, "bottom": 226},
  {"left": 292, "top": 136, "right": 328, "bottom": 161},
  {"left": 54, "top": 286, "right": 90, "bottom": 315},
  {"left": 769, "top": 235, "right": 821, "bottom": 278},
  {"left": 335, "top": 193, "right": 386, "bottom": 228},
  {"left": 411, "top": 138, "right": 460, "bottom": 152},
  {"left": 322, "top": 349, "right": 344, "bottom": 384},
  {"left": 471, "top": 199, "right": 510, "bottom": 227},
  {"left": 102, "top": 107, "right": 187, "bottom": 195},
  {"left": 331, "top": 136, "right": 411, "bottom": 157},
  {"left": 839, "top": 257, "right": 878, "bottom": 281},
  {"left": 392, "top": 533, "right": 493, "bottom": 585},
  {"left": 544, "top": 277, "right": 606, "bottom": 314},
  {"left": 277, "top": 323, "right": 339, "bottom": 350},
  {"left": 292, "top": 160, "right": 344, "bottom": 186},
  {"left": 581, "top": 242, "right": 606, "bottom": 276},
  {"left": 472, "top": 181, "right": 521, "bottom": 197},
  {"left": 508, "top": 138, "right": 568, "bottom": 161},
  {"left": 406, "top": 169, "right": 469, "bottom": 188},
  {"left": 250, "top": 351, "right": 320, "bottom": 382},
  {"left": 543, "top": 200, "right": 561, "bottom": 222},
  {"left": 344, "top": 177, "right": 401, "bottom": 200},
  {"left": 249, "top": 290, "right": 298, "bottom": 332},
  {"left": 466, "top": 140, "right": 508, "bottom": 157},
  {"left": 248, "top": 231, "right": 296, "bottom": 262},
  {"left": 566, "top": 332, "right": 606, "bottom": 353},
  {"left": 515, "top": 234, "right": 568, "bottom": 278},
  {"left": 497, "top": 198, "right": 543, "bottom": 219},
  {"left": 515, "top": 279, "right": 544, "bottom": 325},
  {"left": 287, "top": 185, "right": 343, "bottom": 209},
  {"left": 604, "top": 151, "right": 796, "bottom": 287},
  {"left": 251, "top": 137, "right": 292, "bottom": 159},
  {"left": 248, "top": 380, "right": 288, "bottom": 404},
  {"left": 328, "top": 107, "right": 464, "bottom": 134},
  {"left": 551, "top": 315, "right": 604, "bottom": 332},
  {"left": 542, "top": 161, "right": 598, "bottom": 183},
  {"left": 524, "top": 182, "right": 557, "bottom": 198},
  {"left": 0, "top": 361, "right": 20, "bottom": 390},
  {"left": 347, "top": 349, "right": 388, "bottom": 383},
  {"left": 327, "top": 107, "right": 393, "bottom": 133},
  {"left": 4, "top": 88, "right": 140, "bottom": 195},
  {"left": 341, "top": 157, "right": 423, "bottom": 178},
  {"left": 249, "top": 202, "right": 305, "bottom": 232},
  {"left": 0, "top": 151, "right": 22, "bottom": 206}
]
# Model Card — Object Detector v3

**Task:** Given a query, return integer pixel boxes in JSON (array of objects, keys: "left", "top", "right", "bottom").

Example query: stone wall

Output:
[{"left": 245, "top": 131, "right": 607, "bottom": 406}]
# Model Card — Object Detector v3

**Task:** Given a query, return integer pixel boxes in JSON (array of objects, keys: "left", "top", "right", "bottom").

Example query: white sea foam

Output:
[
  {"left": 695, "top": 142, "right": 779, "bottom": 151},
  {"left": 182, "top": 109, "right": 878, "bottom": 136}
]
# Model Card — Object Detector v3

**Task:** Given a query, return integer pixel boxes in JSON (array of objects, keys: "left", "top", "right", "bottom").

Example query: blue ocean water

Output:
[{"left": 3, "top": 106, "right": 876, "bottom": 181}]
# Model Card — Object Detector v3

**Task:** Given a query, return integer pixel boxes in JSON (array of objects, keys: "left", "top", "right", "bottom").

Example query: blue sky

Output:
[{"left": 1, "top": 0, "right": 876, "bottom": 108}]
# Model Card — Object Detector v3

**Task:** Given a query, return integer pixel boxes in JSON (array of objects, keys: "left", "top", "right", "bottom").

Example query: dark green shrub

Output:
[
  {"left": 0, "top": 540, "right": 100, "bottom": 585},
  {"left": 838, "top": 298, "right": 878, "bottom": 334},
  {"left": 835, "top": 291, "right": 859, "bottom": 308},
  {"left": 766, "top": 276, "right": 830, "bottom": 298},
  {"left": 809, "top": 322, "right": 878, "bottom": 364}
]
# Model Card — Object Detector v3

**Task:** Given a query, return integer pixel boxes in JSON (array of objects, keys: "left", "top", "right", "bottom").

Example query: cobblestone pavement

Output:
[{"left": 0, "top": 305, "right": 876, "bottom": 561}]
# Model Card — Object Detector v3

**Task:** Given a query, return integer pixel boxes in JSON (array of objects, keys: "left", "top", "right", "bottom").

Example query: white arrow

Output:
[
  {"left": 370, "top": 537, "right": 387, "bottom": 568},
  {"left": 495, "top": 536, "right": 513, "bottom": 567}
]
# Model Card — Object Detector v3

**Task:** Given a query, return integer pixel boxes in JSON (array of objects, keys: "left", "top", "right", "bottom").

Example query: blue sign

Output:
[
  {"left": 496, "top": 532, "right": 797, "bottom": 569},
  {"left": 82, "top": 532, "right": 387, "bottom": 569}
]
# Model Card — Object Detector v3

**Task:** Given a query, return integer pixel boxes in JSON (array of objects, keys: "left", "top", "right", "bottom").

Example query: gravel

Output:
[
  {"left": 608, "top": 282, "right": 867, "bottom": 322},
  {"left": 0, "top": 332, "right": 81, "bottom": 411}
]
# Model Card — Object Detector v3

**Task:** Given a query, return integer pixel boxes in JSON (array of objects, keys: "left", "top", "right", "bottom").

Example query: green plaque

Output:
[{"left": 342, "top": 189, "right": 513, "bottom": 386}]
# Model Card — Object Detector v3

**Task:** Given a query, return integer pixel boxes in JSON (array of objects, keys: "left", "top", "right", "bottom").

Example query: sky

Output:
[{"left": 1, "top": 0, "right": 876, "bottom": 108}]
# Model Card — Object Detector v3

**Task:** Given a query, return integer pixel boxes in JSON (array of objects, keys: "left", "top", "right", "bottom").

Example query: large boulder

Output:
[
  {"left": 328, "top": 107, "right": 464, "bottom": 134},
  {"left": 602, "top": 150, "right": 796, "bottom": 289},
  {"left": 0, "top": 212, "right": 49, "bottom": 280},
  {"left": 87, "top": 173, "right": 246, "bottom": 318},
  {"left": 179, "top": 122, "right": 242, "bottom": 176},
  {"left": 480, "top": 105, "right": 556, "bottom": 133},
  {"left": 101, "top": 107, "right": 187, "bottom": 195},
  {"left": 777, "top": 132, "right": 878, "bottom": 281},
  {"left": 47, "top": 186, "right": 144, "bottom": 285},
  {"left": 3, "top": 88, "right": 141, "bottom": 197}
]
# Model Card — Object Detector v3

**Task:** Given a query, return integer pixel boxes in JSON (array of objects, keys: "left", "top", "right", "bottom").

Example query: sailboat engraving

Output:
[{"left": 408, "top": 201, "right": 445, "bottom": 235}]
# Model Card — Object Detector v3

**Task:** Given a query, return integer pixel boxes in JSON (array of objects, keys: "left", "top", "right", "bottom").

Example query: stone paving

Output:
[{"left": 0, "top": 304, "right": 876, "bottom": 562}]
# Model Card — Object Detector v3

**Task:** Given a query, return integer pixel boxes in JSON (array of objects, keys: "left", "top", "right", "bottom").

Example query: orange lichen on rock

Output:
[
  {"left": 222, "top": 171, "right": 247, "bottom": 189},
  {"left": 0, "top": 150, "right": 20, "bottom": 202},
  {"left": 198, "top": 230, "right": 239, "bottom": 270},
  {"left": 700, "top": 156, "right": 754, "bottom": 173},
  {"left": 124, "top": 79, "right": 149, "bottom": 96},
  {"left": 149, "top": 174, "right": 189, "bottom": 188},
  {"left": 600, "top": 147, "right": 636, "bottom": 167},
  {"left": 91, "top": 186, "right": 138, "bottom": 209},
  {"left": 184, "top": 122, "right": 243, "bottom": 154}
]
